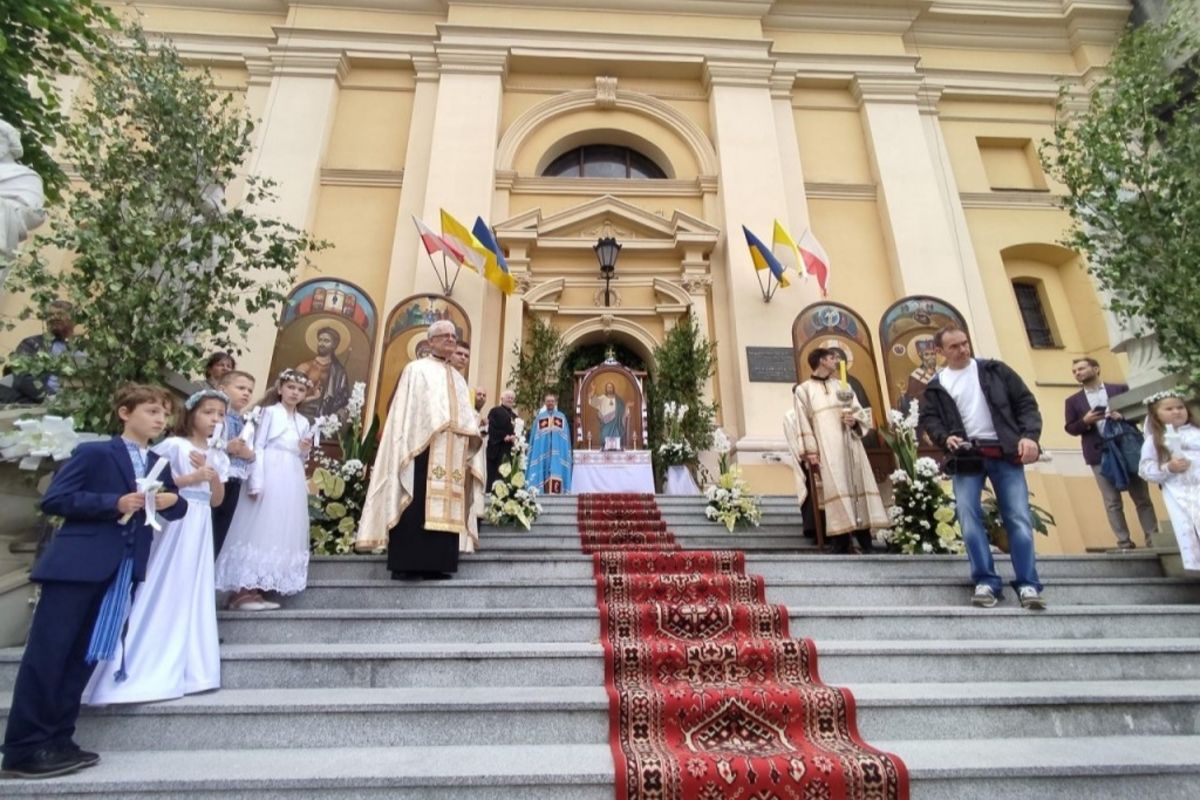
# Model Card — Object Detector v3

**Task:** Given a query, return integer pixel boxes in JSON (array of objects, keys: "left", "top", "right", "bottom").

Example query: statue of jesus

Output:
[{"left": 589, "top": 381, "right": 629, "bottom": 451}]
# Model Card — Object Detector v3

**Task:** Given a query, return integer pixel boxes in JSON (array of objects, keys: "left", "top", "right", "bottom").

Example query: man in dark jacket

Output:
[
  {"left": 0, "top": 300, "right": 74, "bottom": 404},
  {"left": 485, "top": 389, "right": 518, "bottom": 491},
  {"left": 919, "top": 325, "right": 1046, "bottom": 610},
  {"left": 1064, "top": 357, "right": 1157, "bottom": 549}
]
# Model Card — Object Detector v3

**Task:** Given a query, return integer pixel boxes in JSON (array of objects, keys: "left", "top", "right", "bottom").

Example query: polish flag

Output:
[
  {"left": 797, "top": 229, "right": 831, "bottom": 297},
  {"left": 413, "top": 216, "right": 465, "bottom": 262}
]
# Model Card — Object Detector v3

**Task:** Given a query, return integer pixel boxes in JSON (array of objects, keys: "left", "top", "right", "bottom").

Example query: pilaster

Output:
[{"left": 852, "top": 73, "right": 995, "bottom": 353}]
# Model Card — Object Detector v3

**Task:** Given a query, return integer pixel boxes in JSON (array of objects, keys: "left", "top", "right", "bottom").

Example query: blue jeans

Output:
[{"left": 951, "top": 457, "right": 1043, "bottom": 597}]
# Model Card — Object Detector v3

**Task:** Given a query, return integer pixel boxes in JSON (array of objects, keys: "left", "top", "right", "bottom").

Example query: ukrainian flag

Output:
[
  {"left": 742, "top": 225, "right": 790, "bottom": 288},
  {"left": 472, "top": 217, "right": 518, "bottom": 296}
]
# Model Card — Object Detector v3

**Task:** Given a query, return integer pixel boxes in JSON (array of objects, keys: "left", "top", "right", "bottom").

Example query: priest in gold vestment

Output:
[
  {"left": 356, "top": 320, "right": 484, "bottom": 578},
  {"left": 793, "top": 347, "right": 888, "bottom": 553}
]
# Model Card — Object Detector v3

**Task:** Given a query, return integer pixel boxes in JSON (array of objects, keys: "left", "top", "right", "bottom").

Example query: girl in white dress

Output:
[
  {"left": 215, "top": 369, "right": 313, "bottom": 610},
  {"left": 84, "top": 389, "right": 228, "bottom": 704},
  {"left": 1139, "top": 390, "right": 1200, "bottom": 571}
]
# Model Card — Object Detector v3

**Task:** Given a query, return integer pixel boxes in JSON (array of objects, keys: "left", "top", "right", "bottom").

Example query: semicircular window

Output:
[{"left": 542, "top": 145, "right": 667, "bottom": 179}]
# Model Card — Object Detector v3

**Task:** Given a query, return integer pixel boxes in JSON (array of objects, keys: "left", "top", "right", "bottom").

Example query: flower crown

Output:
[
  {"left": 1144, "top": 388, "right": 1187, "bottom": 407},
  {"left": 276, "top": 368, "right": 314, "bottom": 389},
  {"left": 184, "top": 388, "right": 230, "bottom": 411}
]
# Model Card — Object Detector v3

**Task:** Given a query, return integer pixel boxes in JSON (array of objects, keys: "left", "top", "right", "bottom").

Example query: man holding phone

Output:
[{"left": 1065, "top": 357, "right": 1158, "bottom": 550}]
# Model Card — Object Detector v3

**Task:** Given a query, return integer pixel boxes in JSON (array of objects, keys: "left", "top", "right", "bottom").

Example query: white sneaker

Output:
[
  {"left": 1018, "top": 586, "right": 1046, "bottom": 610},
  {"left": 971, "top": 584, "right": 998, "bottom": 608}
]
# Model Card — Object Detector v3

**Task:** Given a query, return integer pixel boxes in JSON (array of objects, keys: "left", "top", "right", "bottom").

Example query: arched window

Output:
[
  {"left": 1011, "top": 281, "right": 1057, "bottom": 348},
  {"left": 542, "top": 145, "right": 667, "bottom": 179}
]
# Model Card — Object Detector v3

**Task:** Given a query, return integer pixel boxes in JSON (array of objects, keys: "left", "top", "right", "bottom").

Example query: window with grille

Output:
[
  {"left": 542, "top": 145, "right": 667, "bottom": 179},
  {"left": 1012, "top": 282, "right": 1056, "bottom": 348}
]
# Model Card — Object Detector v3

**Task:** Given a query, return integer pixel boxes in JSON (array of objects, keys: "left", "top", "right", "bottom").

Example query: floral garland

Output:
[
  {"left": 702, "top": 427, "right": 762, "bottom": 532},
  {"left": 879, "top": 402, "right": 964, "bottom": 555},
  {"left": 657, "top": 400, "right": 695, "bottom": 466},
  {"left": 486, "top": 416, "right": 542, "bottom": 530}
]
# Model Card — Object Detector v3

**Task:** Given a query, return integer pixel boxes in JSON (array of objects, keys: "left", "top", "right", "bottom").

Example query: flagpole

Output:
[
  {"left": 754, "top": 265, "right": 771, "bottom": 303},
  {"left": 446, "top": 252, "right": 463, "bottom": 295},
  {"left": 420, "top": 247, "right": 449, "bottom": 295}
]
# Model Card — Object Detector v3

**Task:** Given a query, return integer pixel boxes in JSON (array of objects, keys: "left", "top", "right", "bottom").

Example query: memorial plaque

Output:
[{"left": 746, "top": 346, "right": 797, "bottom": 383}]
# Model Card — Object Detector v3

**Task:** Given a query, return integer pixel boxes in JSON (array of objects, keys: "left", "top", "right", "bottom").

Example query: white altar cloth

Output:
[{"left": 572, "top": 450, "right": 655, "bottom": 494}]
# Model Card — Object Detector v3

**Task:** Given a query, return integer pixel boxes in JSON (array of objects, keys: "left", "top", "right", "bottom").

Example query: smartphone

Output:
[{"left": 1092, "top": 405, "right": 1107, "bottom": 414}]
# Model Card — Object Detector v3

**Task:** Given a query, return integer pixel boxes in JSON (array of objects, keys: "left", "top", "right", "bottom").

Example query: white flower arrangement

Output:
[
  {"left": 485, "top": 417, "right": 540, "bottom": 529},
  {"left": 346, "top": 381, "right": 366, "bottom": 419},
  {"left": 658, "top": 400, "right": 695, "bottom": 466},
  {"left": 879, "top": 400, "right": 964, "bottom": 555},
  {"left": 703, "top": 465, "right": 762, "bottom": 533},
  {"left": 0, "top": 415, "right": 104, "bottom": 470}
]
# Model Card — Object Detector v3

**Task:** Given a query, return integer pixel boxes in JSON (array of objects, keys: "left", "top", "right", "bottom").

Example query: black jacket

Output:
[
  {"left": 486, "top": 405, "right": 517, "bottom": 460},
  {"left": 919, "top": 358, "right": 1042, "bottom": 459}
]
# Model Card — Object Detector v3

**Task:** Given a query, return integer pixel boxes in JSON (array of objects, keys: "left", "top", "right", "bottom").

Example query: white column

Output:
[
  {"left": 705, "top": 59, "right": 798, "bottom": 449},
  {"left": 417, "top": 48, "right": 508, "bottom": 366},
  {"left": 239, "top": 50, "right": 346, "bottom": 386},
  {"left": 853, "top": 74, "right": 987, "bottom": 343},
  {"left": 771, "top": 70, "right": 816, "bottom": 301}
]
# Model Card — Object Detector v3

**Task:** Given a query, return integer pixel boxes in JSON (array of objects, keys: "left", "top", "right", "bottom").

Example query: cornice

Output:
[
  {"left": 506, "top": 176, "right": 711, "bottom": 198},
  {"left": 924, "top": 68, "right": 1065, "bottom": 104},
  {"left": 434, "top": 46, "right": 508, "bottom": 77},
  {"left": 959, "top": 190, "right": 1062, "bottom": 210},
  {"left": 851, "top": 73, "right": 925, "bottom": 105},
  {"left": 447, "top": 0, "right": 774, "bottom": 14},
  {"left": 764, "top": 0, "right": 930, "bottom": 35},
  {"left": 804, "top": 182, "right": 877, "bottom": 201},
  {"left": 267, "top": 48, "right": 351, "bottom": 81},
  {"left": 906, "top": 0, "right": 1129, "bottom": 53},
  {"left": 704, "top": 59, "right": 776, "bottom": 89},
  {"left": 320, "top": 167, "right": 404, "bottom": 187}
]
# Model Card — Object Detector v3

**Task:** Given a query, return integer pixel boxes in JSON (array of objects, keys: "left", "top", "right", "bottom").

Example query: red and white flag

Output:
[
  {"left": 413, "top": 216, "right": 465, "bottom": 262},
  {"left": 797, "top": 228, "right": 831, "bottom": 297}
]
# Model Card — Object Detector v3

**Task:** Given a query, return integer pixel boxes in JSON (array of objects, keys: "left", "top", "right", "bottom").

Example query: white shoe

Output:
[
  {"left": 971, "top": 584, "right": 998, "bottom": 608},
  {"left": 233, "top": 600, "right": 277, "bottom": 611},
  {"left": 1018, "top": 586, "right": 1046, "bottom": 610}
]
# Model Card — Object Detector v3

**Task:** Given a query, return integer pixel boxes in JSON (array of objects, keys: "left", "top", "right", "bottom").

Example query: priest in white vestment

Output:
[
  {"left": 793, "top": 347, "right": 888, "bottom": 553},
  {"left": 356, "top": 320, "right": 484, "bottom": 576}
]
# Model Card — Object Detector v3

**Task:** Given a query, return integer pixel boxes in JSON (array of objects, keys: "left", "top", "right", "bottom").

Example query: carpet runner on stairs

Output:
[{"left": 578, "top": 493, "right": 908, "bottom": 800}]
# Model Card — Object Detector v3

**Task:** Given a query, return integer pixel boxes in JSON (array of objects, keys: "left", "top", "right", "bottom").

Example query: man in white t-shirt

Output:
[{"left": 918, "top": 325, "right": 1046, "bottom": 610}]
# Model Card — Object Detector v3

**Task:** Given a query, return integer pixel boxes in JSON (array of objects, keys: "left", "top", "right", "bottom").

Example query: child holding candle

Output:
[
  {"left": 215, "top": 369, "right": 313, "bottom": 610},
  {"left": 2, "top": 385, "right": 184, "bottom": 778},
  {"left": 1139, "top": 390, "right": 1200, "bottom": 570}
]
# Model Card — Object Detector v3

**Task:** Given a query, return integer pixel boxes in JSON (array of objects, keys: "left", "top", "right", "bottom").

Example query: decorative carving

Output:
[
  {"left": 595, "top": 76, "right": 618, "bottom": 108},
  {"left": 680, "top": 276, "right": 712, "bottom": 295},
  {"left": 514, "top": 274, "right": 534, "bottom": 294},
  {"left": 595, "top": 289, "right": 622, "bottom": 307},
  {"left": 0, "top": 119, "right": 46, "bottom": 260},
  {"left": 600, "top": 312, "right": 615, "bottom": 329}
]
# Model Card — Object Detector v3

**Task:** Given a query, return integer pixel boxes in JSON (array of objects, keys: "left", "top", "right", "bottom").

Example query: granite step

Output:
[
  {"left": 4, "top": 680, "right": 1196, "bottom": 753},
  {"left": 280, "top": 576, "right": 1200, "bottom": 609},
  {"left": 7, "top": 638, "right": 1196, "bottom": 691},
  {"left": 3, "top": 738, "right": 1198, "bottom": 798},
  {"left": 202, "top": 605, "right": 1200, "bottom": 645},
  {"left": 307, "top": 552, "right": 1167, "bottom": 581}
]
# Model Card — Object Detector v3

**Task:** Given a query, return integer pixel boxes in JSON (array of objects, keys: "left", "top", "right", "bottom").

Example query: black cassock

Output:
[
  {"left": 485, "top": 405, "right": 517, "bottom": 490},
  {"left": 387, "top": 449, "right": 458, "bottom": 577}
]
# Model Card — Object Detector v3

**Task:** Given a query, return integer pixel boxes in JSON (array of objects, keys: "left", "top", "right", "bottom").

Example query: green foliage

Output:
[
  {"left": 648, "top": 313, "right": 717, "bottom": 480},
  {"left": 507, "top": 316, "right": 567, "bottom": 418},
  {"left": 5, "top": 28, "right": 323, "bottom": 433},
  {"left": 0, "top": 0, "right": 117, "bottom": 202},
  {"left": 1043, "top": 1, "right": 1200, "bottom": 389}
]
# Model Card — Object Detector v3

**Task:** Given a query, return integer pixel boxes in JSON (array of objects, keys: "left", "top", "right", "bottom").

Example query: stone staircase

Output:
[{"left": 2, "top": 494, "right": 1199, "bottom": 797}]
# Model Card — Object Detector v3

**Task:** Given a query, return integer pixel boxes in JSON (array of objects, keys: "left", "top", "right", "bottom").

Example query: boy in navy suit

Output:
[{"left": 2, "top": 385, "right": 186, "bottom": 779}]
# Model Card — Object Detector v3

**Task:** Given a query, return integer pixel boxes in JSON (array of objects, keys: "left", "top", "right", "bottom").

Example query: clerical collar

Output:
[
  {"left": 811, "top": 372, "right": 833, "bottom": 381},
  {"left": 431, "top": 353, "right": 449, "bottom": 362}
]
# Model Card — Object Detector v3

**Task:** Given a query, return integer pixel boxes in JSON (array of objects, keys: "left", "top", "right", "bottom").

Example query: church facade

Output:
[{"left": 9, "top": 0, "right": 1143, "bottom": 553}]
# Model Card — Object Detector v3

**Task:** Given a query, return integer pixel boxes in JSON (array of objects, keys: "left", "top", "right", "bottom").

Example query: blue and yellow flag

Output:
[
  {"left": 472, "top": 217, "right": 518, "bottom": 296},
  {"left": 742, "top": 225, "right": 790, "bottom": 288}
]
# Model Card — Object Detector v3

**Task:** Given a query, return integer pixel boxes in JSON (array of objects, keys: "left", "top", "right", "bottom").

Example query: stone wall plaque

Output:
[{"left": 746, "top": 346, "right": 797, "bottom": 383}]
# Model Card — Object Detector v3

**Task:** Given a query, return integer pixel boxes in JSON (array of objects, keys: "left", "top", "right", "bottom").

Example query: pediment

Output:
[{"left": 494, "top": 194, "right": 719, "bottom": 253}]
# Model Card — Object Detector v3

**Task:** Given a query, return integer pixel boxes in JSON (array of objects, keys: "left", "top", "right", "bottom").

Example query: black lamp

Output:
[{"left": 593, "top": 235, "right": 622, "bottom": 307}]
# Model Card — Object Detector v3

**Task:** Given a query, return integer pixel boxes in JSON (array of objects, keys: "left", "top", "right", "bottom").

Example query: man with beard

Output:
[
  {"left": 296, "top": 326, "right": 351, "bottom": 417},
  {"left": 356, "top": 320, "right": 484, "bottom": 577}
]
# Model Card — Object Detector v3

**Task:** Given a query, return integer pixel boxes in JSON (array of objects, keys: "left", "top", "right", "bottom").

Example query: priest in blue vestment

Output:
[{"left": 527, "top": 393, "right": 572, "bottom": 494}]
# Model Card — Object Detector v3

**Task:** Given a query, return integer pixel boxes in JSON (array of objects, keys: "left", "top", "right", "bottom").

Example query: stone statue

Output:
[{"left": 0, "top": 119, "right": 47, "bottom": 260}]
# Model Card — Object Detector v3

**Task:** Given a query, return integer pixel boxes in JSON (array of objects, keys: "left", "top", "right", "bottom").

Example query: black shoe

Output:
[
  {"left": 59, "top": 742, "right": 100, "bottom": 768},
  {"left": 1, "top": 747, "right": 89, "bottom": 779},
  {"left": 391, "top": 571, "right": 422, "bottom": 581}
]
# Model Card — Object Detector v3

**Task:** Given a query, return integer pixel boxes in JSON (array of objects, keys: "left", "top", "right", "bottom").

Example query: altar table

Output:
[{"left": 571, "top": 450, "right": 655, "bottom": 494}]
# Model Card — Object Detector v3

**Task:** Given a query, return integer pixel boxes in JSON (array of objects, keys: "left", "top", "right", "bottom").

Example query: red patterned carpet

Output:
[{"left": 578, "top": 493, "right": 908, "bottom": 800}]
